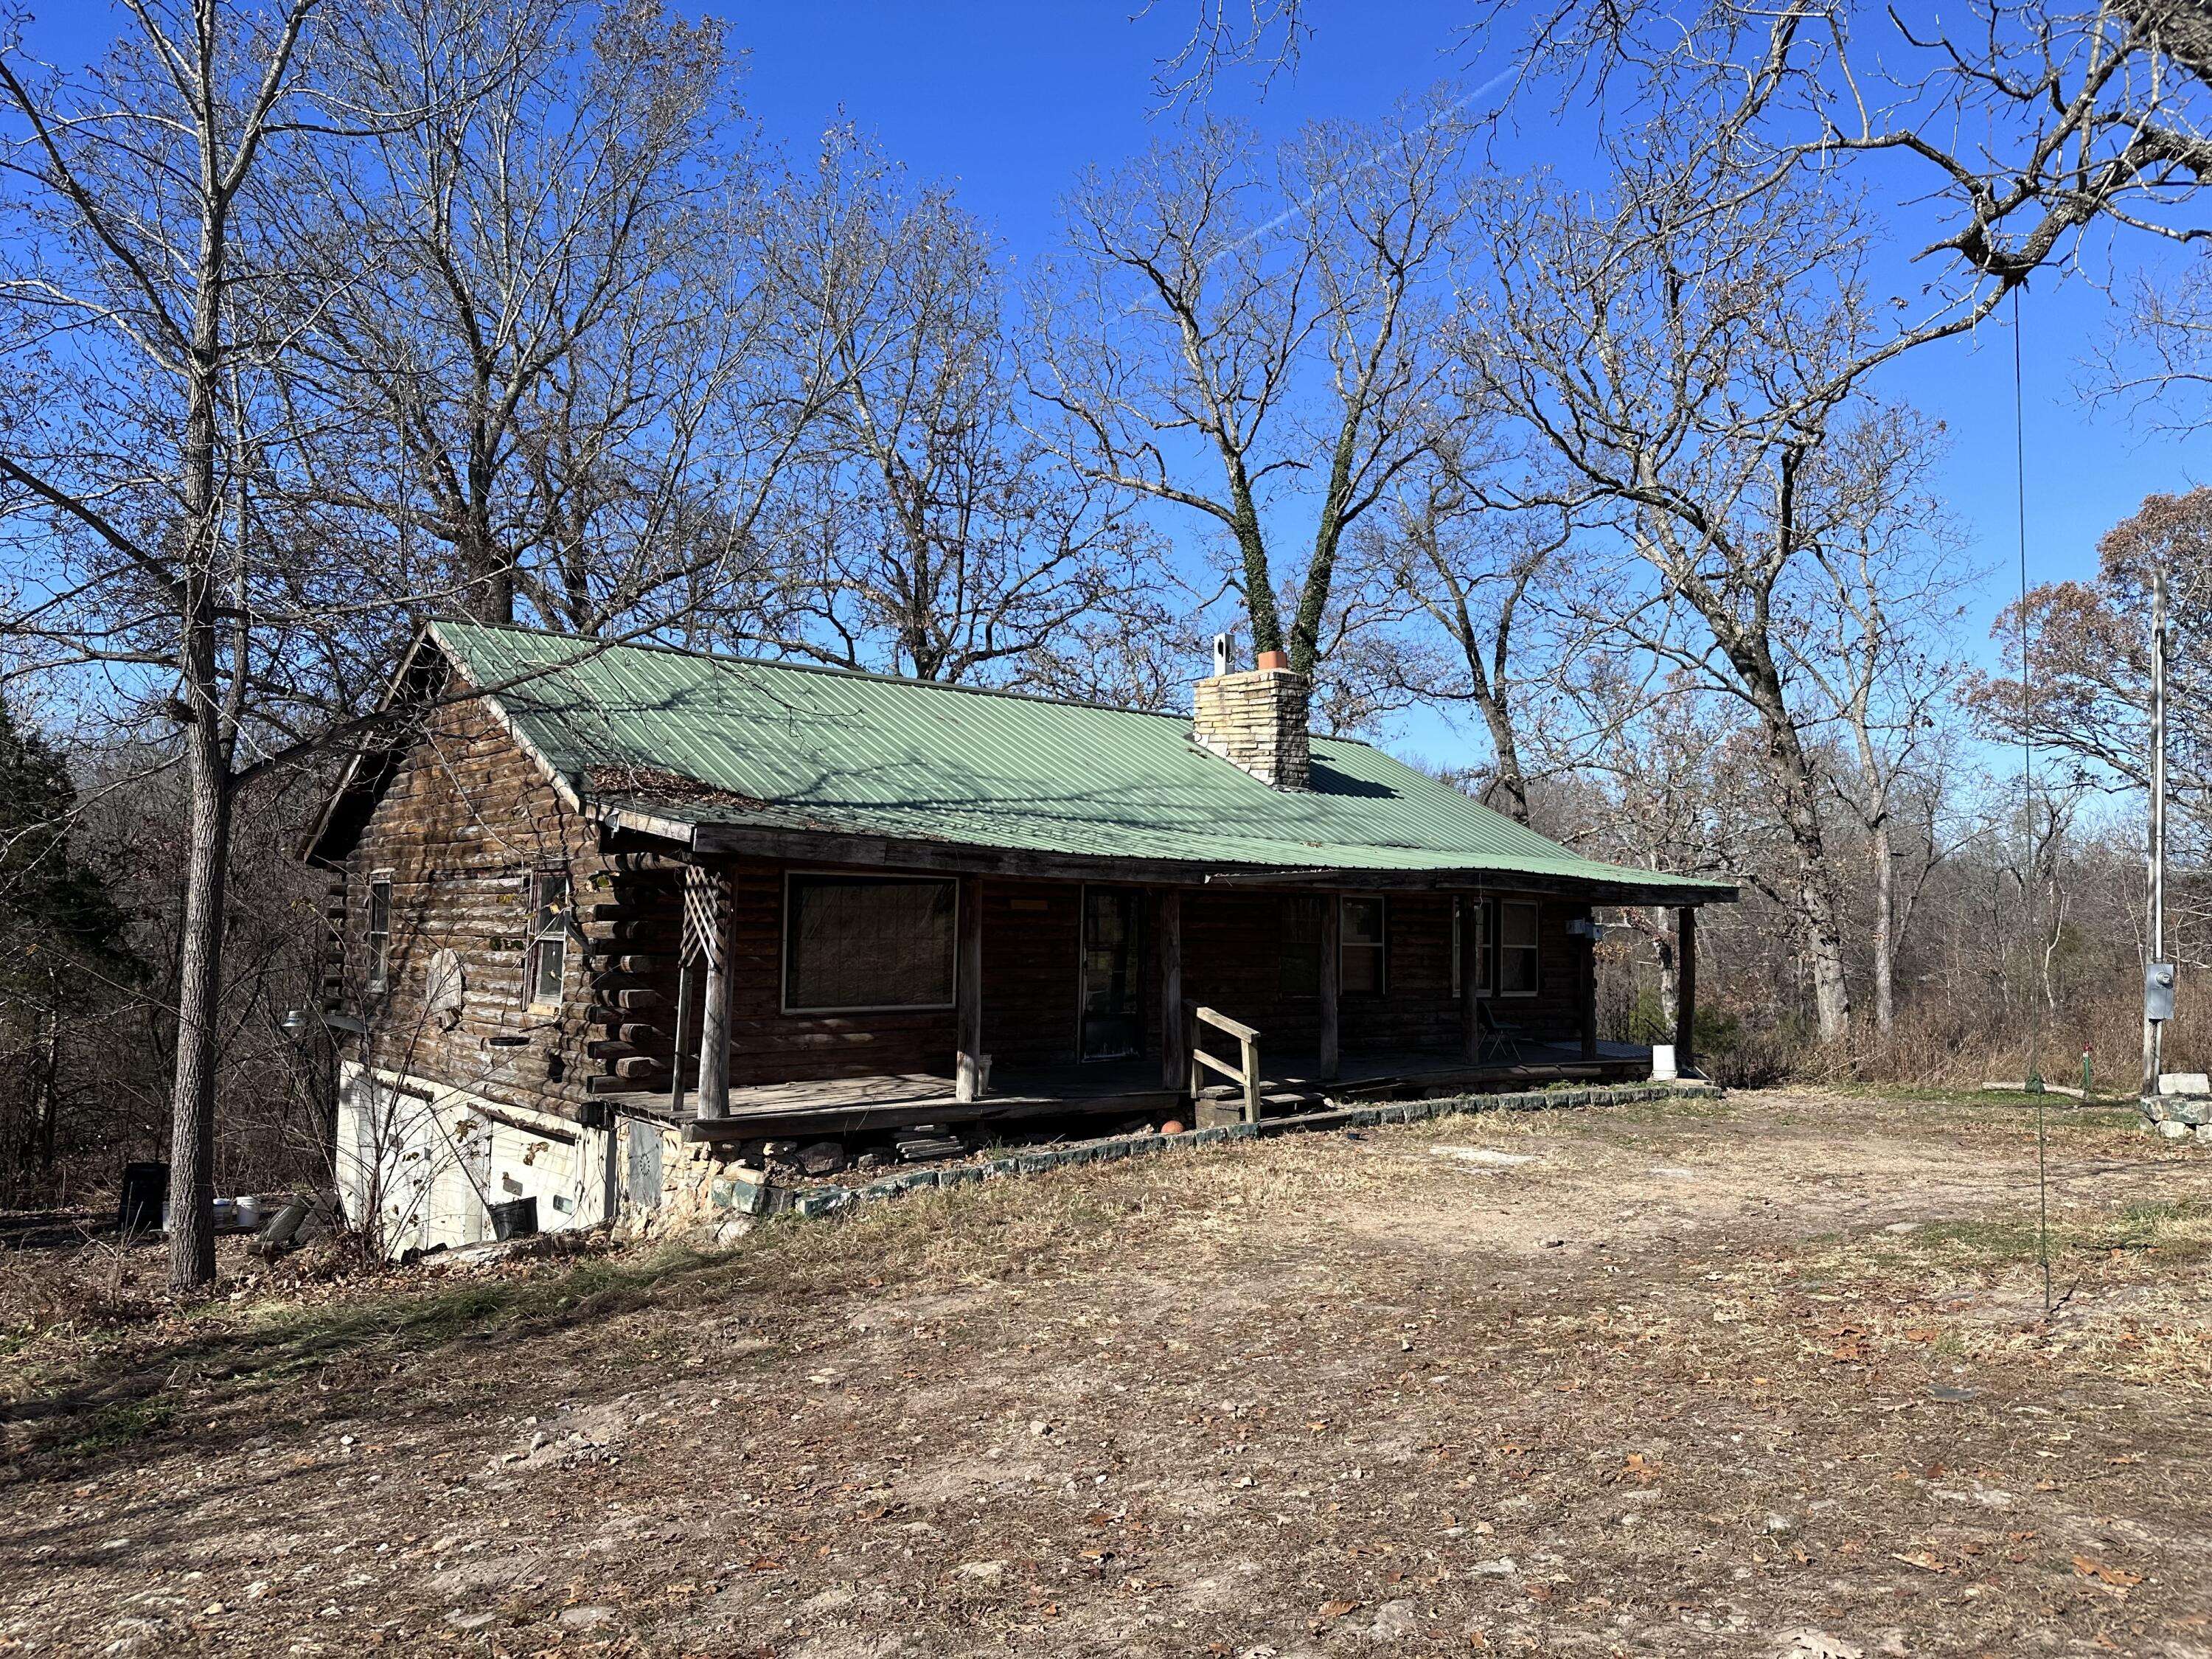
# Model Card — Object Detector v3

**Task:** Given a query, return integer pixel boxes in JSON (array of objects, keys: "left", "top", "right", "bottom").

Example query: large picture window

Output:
[
  {"left": 1340, "top": 896, "right": 1386, "bottom": 995},
  {"left": 1499, "top": 900, "right": 1540, "bottom": 997},
  {"left": 785, "top": 874, "right": 957, "bottom": 1012}
]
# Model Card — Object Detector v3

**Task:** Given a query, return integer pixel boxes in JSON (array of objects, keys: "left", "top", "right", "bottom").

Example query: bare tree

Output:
[
  {"left": 1977, "top": 486, "right": 2212, "bottom": 855},
  {"left": 0, "top": 2, "right": 666, "bottom": 1290},
  {"left": 1145, "top": 0, "right": 1312, "bottom": 102},
  {"left": 1348, "top": 432, "right": 1581, "bottom": 823},
  {"left": 1548, "top": 661, "right": 1763, "bottom": 1030},
  {"left": 747, "top": 130, "right": 1163, "bottom": 687},
  {"left": 1461, "top": 113, "right": 1916, "bottom": 1042},
  {"left": 0, "top": 0, "right": 338, "bottom": 1289},
  {"left": 1779, "top": 407, "right": 1980, "bottom": 1034},
  {"left": 1509, "top": 0, "right": 2212, "bottom": 288},
  {"left": 1034, "top": 91, "right": 1474, "bottom": 679},
  {"left": 289, "top": 0, "right": 821, "bottom": 636}
]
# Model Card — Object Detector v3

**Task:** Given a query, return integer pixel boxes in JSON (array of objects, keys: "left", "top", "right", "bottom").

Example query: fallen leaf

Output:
[
  {"left": 1889, "top": 1550, "right": 1949, "bottom": 1573},
  {"left": 1317, "top": 1600, "right": 1357, "bottom": 1620},
  {"left": 2071, "top": 1556, "right": 2144, "bottom": 1589}
]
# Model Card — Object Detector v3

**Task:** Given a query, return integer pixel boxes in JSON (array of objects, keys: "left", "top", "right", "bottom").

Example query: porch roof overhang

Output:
[{"left": 595, "top": 801, "right": 1738, "bottom": 908}]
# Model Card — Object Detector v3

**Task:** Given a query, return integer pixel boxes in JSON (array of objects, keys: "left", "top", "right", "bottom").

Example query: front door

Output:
[{"left": 1081, "top": 888, "right": 1142, "bottom": 1060}]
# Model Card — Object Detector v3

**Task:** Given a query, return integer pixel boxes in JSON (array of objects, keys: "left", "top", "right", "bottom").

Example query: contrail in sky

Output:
[{"left": 1205, "top": 57, "right": 1525, "bottom": 269}]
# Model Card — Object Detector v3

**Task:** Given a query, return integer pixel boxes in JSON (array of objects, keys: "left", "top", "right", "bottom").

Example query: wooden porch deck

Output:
[{"left": 608, "top": 1040, "right": 1655, "bottom": 1142}]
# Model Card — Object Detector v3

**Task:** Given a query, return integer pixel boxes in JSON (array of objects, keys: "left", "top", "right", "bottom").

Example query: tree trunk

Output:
[
  {"left": 167, "top": 717, "right": 234, "bottom": 1293},
  {"left": 1625, "top": 908, "right": 1677, "bottom": 1035},
  {"left": 1478, "top": 696, "right": 1531, "bottom": 825},
  {"left": 1782, "top": 780, "right": 1851, "bottom": 1045},
  {"left": 459, "top": 512, "right": 515, "bottom": 623},
  {"left": 1733, "top": 647, "right": 1852, "bottom": 1044},
  {"left": 168, "top": 178, "right": 234, "bottom": 1293},
  {"left": 1228, "top": 466, "right": 1281, "bottom": 661},
  {"left": 32, "top": 1000, "right": 58, "bottom": 1176},
  {"left": 1871, "top": 815, "right": 1896, "bottom": 1037}
]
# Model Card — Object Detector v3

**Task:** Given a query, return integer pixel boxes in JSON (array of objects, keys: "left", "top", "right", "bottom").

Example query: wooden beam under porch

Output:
[{"left": 603, "top": 1040, "right": 1658, "bottom": 1144}]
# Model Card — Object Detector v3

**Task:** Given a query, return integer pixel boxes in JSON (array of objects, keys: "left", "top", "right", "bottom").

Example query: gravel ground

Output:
[{"left": 2, "top": 1088, "right": 2211, "bottom": 1658}]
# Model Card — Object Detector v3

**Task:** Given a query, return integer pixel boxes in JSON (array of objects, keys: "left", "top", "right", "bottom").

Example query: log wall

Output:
[{"left": 341, "top": 696, "right": 642, "bottom": 1121}]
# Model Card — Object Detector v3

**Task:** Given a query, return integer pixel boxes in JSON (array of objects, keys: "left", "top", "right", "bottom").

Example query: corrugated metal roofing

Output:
[{"left": 433, "top": 621, "right": 1731, "bottom": 896}]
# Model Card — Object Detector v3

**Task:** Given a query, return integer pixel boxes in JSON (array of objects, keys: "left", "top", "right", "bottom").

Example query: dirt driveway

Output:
[{"left": 4, "top": 1088, "right": 2211, "bottom": 1658}]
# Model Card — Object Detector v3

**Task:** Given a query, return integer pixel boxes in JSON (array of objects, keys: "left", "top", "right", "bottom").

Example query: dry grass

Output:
[{"left": 4, "top": 1089, "right": 2212, "bottom": 1657}]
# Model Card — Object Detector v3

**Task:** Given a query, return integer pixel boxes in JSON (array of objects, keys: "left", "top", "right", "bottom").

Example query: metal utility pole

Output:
[{"left": 2145, "top": 562, "right": 2172, "bottom": 1099}]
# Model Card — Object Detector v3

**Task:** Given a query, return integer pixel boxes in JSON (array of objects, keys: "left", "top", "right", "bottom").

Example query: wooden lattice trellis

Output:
[{"left": 680, "top": 864, "right": 729, "bottom": 970}]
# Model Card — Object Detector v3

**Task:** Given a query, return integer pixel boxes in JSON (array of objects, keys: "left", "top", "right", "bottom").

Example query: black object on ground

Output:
[{"left": 117, "top": 1162, "right": 169, "bottom": 1237}]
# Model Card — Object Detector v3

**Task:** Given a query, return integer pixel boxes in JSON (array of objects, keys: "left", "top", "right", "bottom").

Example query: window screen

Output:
[
  {"left": 529, "top": 872, "right": 570, "bottom": 1005},
  {"left": 785, "top": 875, "right": 957, "bottom": 1012},
  {"left": 1341, "top": 896, "right": 1386, "bottom": 995},
  {"left": 366, "top": 874, "right": 392, "bottom": 992},
  {"left": 1500, "top": 900, "right": 1540, "bottom": 996}
]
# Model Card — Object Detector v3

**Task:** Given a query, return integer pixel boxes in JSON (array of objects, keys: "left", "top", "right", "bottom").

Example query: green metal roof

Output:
[{"left": 429, "top": 621, "right": 1732, "bottom": 899}]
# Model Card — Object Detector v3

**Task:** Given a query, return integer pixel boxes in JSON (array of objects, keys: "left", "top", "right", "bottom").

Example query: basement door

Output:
[{"left": 1080, "top": 887, "right": 1142, "bottom": 1061}]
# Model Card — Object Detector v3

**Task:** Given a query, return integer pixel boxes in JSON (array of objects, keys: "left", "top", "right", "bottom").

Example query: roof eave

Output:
[{"left": 681, "top": 813, "right": 1738, "bottom": 900}]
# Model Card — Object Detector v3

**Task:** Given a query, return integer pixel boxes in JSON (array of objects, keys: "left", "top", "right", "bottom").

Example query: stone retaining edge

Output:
[{"left": 771, "top": 1079, "right": 1726, "bottom": 1220}]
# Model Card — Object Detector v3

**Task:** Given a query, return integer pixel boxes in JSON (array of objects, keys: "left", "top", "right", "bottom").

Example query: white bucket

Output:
[{"left": 1651, "top": 1043, "right": 1678, "bottom": 1082}]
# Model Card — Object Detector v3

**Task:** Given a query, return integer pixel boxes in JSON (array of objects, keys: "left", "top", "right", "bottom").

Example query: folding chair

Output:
[{"left": 1475, "top": 998, "right": 1526, "bottom": 1066}]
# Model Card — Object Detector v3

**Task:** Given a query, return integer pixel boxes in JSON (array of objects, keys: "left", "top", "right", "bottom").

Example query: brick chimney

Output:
[{"left": 1192, "top": 644, "right": 1311, "bottom": 790}]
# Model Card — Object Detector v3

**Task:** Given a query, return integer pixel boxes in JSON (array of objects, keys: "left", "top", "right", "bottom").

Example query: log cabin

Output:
[{"left": 304, "top": 622, "right": 1733, "bottom": 1251}]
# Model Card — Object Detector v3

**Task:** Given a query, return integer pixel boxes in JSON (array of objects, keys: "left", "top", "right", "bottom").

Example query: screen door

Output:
[{"left": 1081, "top": 888, "right": 1142, "bottom": 1060}]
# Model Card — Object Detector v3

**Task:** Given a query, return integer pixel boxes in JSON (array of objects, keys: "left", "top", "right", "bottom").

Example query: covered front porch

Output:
[{"left": 618, "top": 851, "right": 1713, "bottom": 1146}]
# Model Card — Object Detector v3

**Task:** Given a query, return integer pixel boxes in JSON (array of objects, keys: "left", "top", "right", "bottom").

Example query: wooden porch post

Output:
[
  {"left": 1675, "top": 905, "right": 1698, "bottom": 1075},
  {"left": 687, "top": 863, "right": 733, "bottom": 1122},
  {"left": 1156, "top": 888, "right": 1183, "bottom": 1091},
  {"left": 956, "top": 875, "right": 984, "bottom": 1102},
  {"left": 1461, "top": 896, "right": 1483, "bottom": 1065},
  {"left": 1578, "top": 912, "right": 1599, "bottom": 1062},
  {"left": 1318, "top": 891, "right": 1340, "bottom": 1082},
  {"left": 665, "top": 958, "right": 695, "bottom": 1115}
]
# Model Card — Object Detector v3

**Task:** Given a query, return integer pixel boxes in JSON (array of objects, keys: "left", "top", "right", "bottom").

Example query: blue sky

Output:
[
  {"left": 21, "top": 1, "right": 2201, "bottom": 768},
  {"left": 726, "top": 3, "right": 2197, "bottom": 771}
]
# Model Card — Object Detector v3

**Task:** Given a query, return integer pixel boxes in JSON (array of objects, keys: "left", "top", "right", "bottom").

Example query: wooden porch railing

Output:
[{"left": 1186, "top": 1002, "right": 1260, "bottom": 1124}]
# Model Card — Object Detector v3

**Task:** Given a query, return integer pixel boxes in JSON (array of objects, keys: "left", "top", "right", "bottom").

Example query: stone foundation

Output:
[
  {"left": 617, "top": 1119, "right": 773, "bottom": 1246},
  {"left": 2140, "top": 1093, "right": 2212, "bottom": 1146}
]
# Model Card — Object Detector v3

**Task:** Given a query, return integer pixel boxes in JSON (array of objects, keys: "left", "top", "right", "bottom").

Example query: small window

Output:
[
  {"left": 366, "top": 873, "right": 392, "bottom": 993},
  {"left": 1499, "top": 900, "right": 1539, "bottom": 997},
  {"left": 529, "top": 871, "right": 571, "bottom": 1006},
  {"left": 1340, "top": 896, "right": 1386, "bottom": 995},
  {"left": 785, "top": 874, "right": 956, "bottom": 1012}
]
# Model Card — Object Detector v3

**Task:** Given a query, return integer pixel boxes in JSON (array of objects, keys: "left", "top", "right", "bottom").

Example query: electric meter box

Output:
[{"left": 2147, "top": 960, "right": 2177, "bottom": 1023}]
